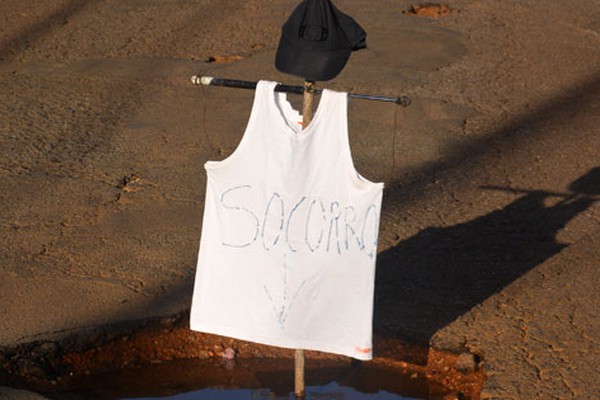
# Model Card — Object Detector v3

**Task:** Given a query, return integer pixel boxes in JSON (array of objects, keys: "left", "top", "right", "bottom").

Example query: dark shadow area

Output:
[
  {"left": 380, "top": 71, "right": 600, "bottom": 219},
  {"left": 370, "top": 68, "right": 600, "bottom": 358},
  {"left": 374, "top": 168, "right": 599, "bottom": 349},
  {"left": 0, "top": 0, "right": 91, "bottom": 60}
]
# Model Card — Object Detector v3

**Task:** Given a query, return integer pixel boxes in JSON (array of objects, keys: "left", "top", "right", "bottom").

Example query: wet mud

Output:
[{"left": 0, "top": 314, "right": 484, "bottom": 400}]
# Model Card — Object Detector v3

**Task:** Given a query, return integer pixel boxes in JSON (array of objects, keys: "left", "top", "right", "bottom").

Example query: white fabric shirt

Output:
[{"left": 190, "top": 81, "right": 383, "bottom": 360}]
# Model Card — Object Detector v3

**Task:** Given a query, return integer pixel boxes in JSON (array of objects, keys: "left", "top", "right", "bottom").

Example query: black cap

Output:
[{"left": 275, "top": 0, "right": 366, "bottom": 82}]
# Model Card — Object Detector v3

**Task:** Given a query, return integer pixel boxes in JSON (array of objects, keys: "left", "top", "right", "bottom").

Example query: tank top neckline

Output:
[{"left": 265, "top": 81, "right": 338, "bottom": 138}]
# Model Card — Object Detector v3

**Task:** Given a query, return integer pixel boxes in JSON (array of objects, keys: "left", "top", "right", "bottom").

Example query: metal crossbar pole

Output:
[{"left": 192, "top": 75, "right": 411, "bottom": 107}]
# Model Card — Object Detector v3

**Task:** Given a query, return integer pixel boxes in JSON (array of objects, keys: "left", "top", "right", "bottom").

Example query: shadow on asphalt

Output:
[
  {"left": 375, "top": 168, "right": 598, "bottom": 359},
  {"left": 372, "top": 69, "right": 600, "bottom": 362},
  {"left": 0, "top": 0, "right": 92, "bottom": 60}
]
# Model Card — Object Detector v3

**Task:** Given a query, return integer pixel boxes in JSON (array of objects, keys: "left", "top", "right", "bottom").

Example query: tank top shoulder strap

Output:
[
  {"left": 245, "top": 80, "right": 277, "bottom": 130},
  {"left": 204, "top": 80, "right": 275, "bottom": 171},
  {"left": 320, "top": 88, "right": 352, "bottom": 160},
  {"left": 320, "top": 88, "right": 384, "bottom": 189}
]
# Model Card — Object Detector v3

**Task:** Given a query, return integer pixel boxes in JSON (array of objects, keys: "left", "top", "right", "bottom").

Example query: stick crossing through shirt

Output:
[
  {"left": 192, "top": 76, "right": 411, "bottom": 107},
  {"left": 192, "top": 75, "right": 388, "bottom": 400}
]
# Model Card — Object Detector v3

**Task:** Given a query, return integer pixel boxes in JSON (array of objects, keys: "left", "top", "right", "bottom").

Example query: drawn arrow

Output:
[{"left": 263, "top": 253, "right": 306, "bottom": 327}]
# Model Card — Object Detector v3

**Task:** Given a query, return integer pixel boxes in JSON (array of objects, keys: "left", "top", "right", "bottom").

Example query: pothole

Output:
[{"left": 0, "top": 314, "right": 484, "bottom": 399}]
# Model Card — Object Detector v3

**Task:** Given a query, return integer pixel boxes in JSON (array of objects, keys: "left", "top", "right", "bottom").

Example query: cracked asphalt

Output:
[{"left": 1, "top": 0, "right": 599, "bottom": 398}]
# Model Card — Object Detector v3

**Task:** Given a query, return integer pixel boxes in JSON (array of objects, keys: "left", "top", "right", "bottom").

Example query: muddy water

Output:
[
  {"left": 59, "top": 358, "right": 449, "bottom": 400},
  {"left": 120, "top": 384, "right": 418, "bottom": 400},
  {"left": 0, "top": 321, "right": 482, "bottom": 399}
]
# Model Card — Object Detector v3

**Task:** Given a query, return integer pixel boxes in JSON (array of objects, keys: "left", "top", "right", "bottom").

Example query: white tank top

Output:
[{"left": 190, "top": 80, "right": 384, "bottom": 360}]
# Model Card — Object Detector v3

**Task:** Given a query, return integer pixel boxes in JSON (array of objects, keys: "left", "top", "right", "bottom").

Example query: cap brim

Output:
[{"left": 275, "top": 35, "right": 351, "bottom": 82}]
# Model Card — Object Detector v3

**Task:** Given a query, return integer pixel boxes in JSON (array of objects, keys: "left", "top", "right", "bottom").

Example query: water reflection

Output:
[
  {"left": 62, "top": 358, "right": 435, "bottom": 400},
  {"left": 375, "top": 167, "right": 599, "bottom": 350},
  {"left": 123, "top": 382, "right": 421, "bottom": 400}
]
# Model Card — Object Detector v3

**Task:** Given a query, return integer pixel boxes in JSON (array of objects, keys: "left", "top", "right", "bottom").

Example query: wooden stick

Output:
[
  {"left": 294, "top": 80, "right": 315, "bottom": 399},
  {"left": 480, "top": 185, "right": 600, "bottom": 199},
  {"left": 302, "top": 80, "right": 315, "bottom": 127},
  {"left": 294, "top": 348, "right": 305, "bottom": 398}
]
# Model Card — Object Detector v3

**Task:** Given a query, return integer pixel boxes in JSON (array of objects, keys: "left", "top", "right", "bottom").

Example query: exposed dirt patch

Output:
[
  {"left": 205, "top": 55, "right": 245, "bottom": 64},
  {"left": 0, "top": 314, "right": 484, "bottom": 400},
  {"left": 404, "top": 3, "right": 452, "bottom": 18}
]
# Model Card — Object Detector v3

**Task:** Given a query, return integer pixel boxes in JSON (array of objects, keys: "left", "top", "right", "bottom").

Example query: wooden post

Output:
[
  {"left": 294, "top": 80, "right": 315, "bottom": 399},
  {"left": 294, "top": 348, "right": 305, "bottom": 398},
  {"left": 302, "top": 80, "right": 315, "bottom": 128}
]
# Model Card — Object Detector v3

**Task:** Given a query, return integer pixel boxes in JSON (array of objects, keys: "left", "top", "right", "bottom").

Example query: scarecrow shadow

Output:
[
  {"left": 0, "top": 0, "right": 91, "bottom": 60},
  {"left": 374, "top": 167, "right": 599, "bottom": 352}
]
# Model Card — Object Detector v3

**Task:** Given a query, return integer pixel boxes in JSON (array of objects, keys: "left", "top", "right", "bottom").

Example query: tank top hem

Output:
[{"left": 189, "top": 321, "right": 373, "bottom": 361}]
